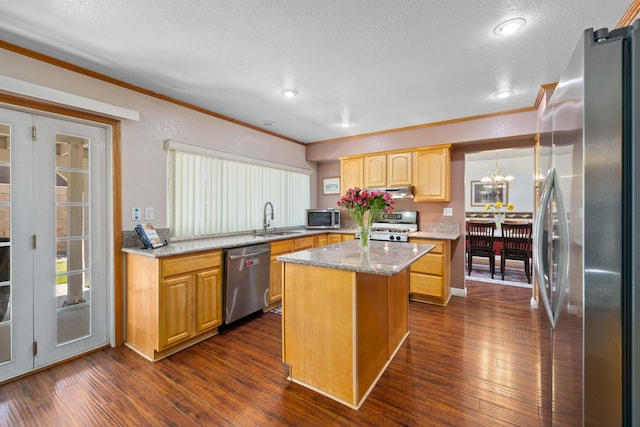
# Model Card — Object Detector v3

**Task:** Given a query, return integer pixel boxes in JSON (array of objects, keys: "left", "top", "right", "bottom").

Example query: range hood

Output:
[{"left": 367, "top": 186, "right": 414, "bottom": 199}]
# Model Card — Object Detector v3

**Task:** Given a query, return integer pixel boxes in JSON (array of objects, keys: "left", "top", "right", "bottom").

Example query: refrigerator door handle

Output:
[
  {"left": 534, "top": 168, "right": 570, "bottom": 329},
  {"left": 551, "top": 173, "right": 570, "bottom": 324}
]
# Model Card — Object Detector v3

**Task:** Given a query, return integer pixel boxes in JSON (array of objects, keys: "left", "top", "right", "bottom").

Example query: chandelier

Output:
[
  {"left": 480, "top": 169, "right": 515, "bottom": 185},
  {"left": 479, "top": 157, "right": 515, "bottom": 202}
]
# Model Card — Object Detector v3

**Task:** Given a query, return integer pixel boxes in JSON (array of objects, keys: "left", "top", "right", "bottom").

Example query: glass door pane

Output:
[
  {"left": 33, "top": 115, "right": 107, "bottom": 369},
  {"left": 0, "top": 127, "right": 11, "bottom": 363},
  {"left": 0, "top": 109, "right": 34, "bottom": 382},
  {"left": 55, "top": 134, "right": 91, "bottom": 344}
]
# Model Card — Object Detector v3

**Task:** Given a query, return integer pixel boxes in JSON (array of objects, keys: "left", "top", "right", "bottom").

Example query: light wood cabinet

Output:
[
  {"left": 363, "top": 154, "right": 386, "bottom": 188},
  {"left": 342, "top": 147, "right": 449, "bottom": 202},
  {"left": 340, "top": 157, "right": 363, "bottom": 195},
  {"left": 126, "top": 250, "right": 222, "bottom": 361},
  {"left": 386, "top": 152, "right": 413, "bottom": 186},
  {"left": 328, "top": 233, "right": 343, "bottom": 245},
  {"left": 328, "top": 233, "right": 355, "bottom": 244},
  {"left": 268, "top": 236, "right": 317, "bottom": 305},
  {"left": 412, "top": 145, "right": 451, "bottom": 202},
  {"left": 363, "top": 152, "right": 412, "bottom": 188},
  {"left": 408, "top": 238, "right": 451, "bottom": 306},
  {"left": 269, "top": 240, "right": 294, "bottom": 304},
  {"left": 316, "top": 233, "right": 328, "bottom": 247}
]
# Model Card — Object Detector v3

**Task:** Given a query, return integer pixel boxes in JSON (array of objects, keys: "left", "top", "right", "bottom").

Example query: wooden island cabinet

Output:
[
  {"left": 125, "top": 250, "right": 222, "bottom": 361},
  {"left": 278, "top": 240, "right": 434, "bottom": 409}
]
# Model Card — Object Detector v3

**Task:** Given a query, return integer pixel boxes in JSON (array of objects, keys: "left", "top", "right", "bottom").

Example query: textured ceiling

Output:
[{"left": 0, "top": 0, "right": 634, "bottom": 143}]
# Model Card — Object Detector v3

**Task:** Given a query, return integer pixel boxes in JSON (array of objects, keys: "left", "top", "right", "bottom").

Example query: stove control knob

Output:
[
  {"left": 388, "top": 236, "right": 394, "bottom": 241},
  {"left": 395, "top": 236, "right": 401, "bottom": 241}
]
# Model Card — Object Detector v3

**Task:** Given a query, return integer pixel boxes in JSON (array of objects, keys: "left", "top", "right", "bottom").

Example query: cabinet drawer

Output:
[
  {"left": 294, "top": 236, "right": 315, "bottom": 251},
  {"left": 409, "top": 239, "right": 444, "bottom": 254},
  {"left": 410, "top": 273, "right": 444, "bottom": 297},
  {"left": 410, "top": 253, "right": 444, "bottom": 275},
  {"left": 271, "top": 240, "right": 294, "bottom": 255},
  {"left": 327, "top": 234, "right": 342, "bottom": 244},
  {"left": 162, "top": 252, "right": 220, "bottom": 277}
]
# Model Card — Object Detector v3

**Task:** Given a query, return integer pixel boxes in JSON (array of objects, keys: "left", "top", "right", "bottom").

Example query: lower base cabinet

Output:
[
  {"left": 126, "top": 250, "right": 222, "bottom": 361},
  {"left": 328, "top": 233, "right": 355, "bottom": 244},
  {"left": 268, "top": 236, "right": 317, "bottom": 305},
  {"left": 408, "top": 238, "right": 451, "bottom": 306}
]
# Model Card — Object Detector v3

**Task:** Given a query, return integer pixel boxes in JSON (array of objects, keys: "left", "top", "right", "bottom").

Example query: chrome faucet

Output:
[{"left": 263, "top": 201, "right": 274, "bottom": 234}]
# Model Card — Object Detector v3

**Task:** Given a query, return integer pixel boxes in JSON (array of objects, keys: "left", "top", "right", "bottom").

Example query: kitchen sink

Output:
[{"left": 264, "top": 230, "right": 305, "bottom": 236}]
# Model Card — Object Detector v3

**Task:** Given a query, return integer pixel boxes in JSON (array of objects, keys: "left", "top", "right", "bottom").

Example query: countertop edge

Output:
[
  {"left": 276, "top": 241, "right": 435, "bottom": 276},
  {"left": 120, "top": 228, "right": 460, "bottom": 259},
  {"left": 121, "top": 228, "right": 353, "bottom": 258},
  {"left": 409, "top": 231, "right": 461, "bottom": 240}
]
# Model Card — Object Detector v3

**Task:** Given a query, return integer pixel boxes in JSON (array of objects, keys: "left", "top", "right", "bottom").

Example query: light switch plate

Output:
[
  {"left": 144, "top": 207, "right": 154, "bottom": 220},
  {"left": 443, "top": 207, "right": 453, "bottom": 216}
]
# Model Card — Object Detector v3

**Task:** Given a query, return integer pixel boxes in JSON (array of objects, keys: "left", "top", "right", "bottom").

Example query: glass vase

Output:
[
  {"left": 494, "top": 212, "right": 504, "bottom": 233},
  {"left": 358, "top": 224, "right": 370, "bottom": 250}
]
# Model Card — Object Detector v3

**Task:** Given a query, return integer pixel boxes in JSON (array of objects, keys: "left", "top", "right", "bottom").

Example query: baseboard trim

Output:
[{"left": 451, "top": 287, "right": 467, "bottom": 298}]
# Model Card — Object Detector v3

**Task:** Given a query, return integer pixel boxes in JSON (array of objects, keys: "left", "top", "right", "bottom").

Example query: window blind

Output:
[{"left": 168, "top": 149, "right": 310, "bottom": 239}]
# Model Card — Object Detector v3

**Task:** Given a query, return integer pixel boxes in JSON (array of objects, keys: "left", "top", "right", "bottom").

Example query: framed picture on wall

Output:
[
  {"left": 470, "top": 180, "right": 508, "bottom": 206},
  {"left": 322, "top": 177, "right": 340, "bottom": 195}
]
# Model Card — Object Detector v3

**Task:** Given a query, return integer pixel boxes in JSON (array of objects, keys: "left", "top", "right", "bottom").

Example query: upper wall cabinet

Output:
[
  {"left": 363, "top": 154, "right": 386, "bottom": 188},
  {"left": 340, "top": 156, "right": 363, "bottom": 195},
  {"left": 386, "top": 152, "right": 413, "bottom": 186},
  {"left": 363, "top": 152, "right": 412, "bottom": 188},
  {"left": 340, "top": 145, "right": 449, "bottom": 202},
  {"left": 412, "top": 145, "right": 451, "bottom": 202}
]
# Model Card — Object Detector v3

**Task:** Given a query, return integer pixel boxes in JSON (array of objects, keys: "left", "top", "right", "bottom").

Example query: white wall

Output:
[
  {"left": 0, "top": 48, "right": 314, "bottom": 230},
  {"left": 465, "top": 148, "right": 535, "bottom": 213}
]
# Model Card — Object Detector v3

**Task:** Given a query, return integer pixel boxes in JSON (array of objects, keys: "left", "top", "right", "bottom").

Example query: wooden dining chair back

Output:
[
  {"left": 466, "top": 221, "right": 496, "bottom": 279},
  {"left": 500, "top": 222, "right": 533, "bottom": 283}
]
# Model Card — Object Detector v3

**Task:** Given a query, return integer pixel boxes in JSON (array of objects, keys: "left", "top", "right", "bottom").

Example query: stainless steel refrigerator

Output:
[{"left": 535, "top": 21, "right": 639, "bottom": 426}]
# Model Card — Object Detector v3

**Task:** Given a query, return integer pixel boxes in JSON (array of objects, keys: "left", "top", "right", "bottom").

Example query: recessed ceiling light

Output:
[
  {"left": 493, "top": 18, "right": 526, "bottom": 36},
  {"left": 280, "top": 89, "right": 298, "bottom": 98},
  {"left": 262, "top": 120, "right": 276, "bottom": 126},
  {"left": 494, "top": 89, "right": 514, "bottom": 99}
]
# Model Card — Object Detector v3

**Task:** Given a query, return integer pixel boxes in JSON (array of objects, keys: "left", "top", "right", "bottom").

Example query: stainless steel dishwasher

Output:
[{"left": 223, "top": 243, "right": 271, "bottom": 325}]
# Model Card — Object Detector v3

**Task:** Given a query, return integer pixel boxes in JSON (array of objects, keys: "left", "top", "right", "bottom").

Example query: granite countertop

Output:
[
  {"left": 121, "top": 228, "right": 356, "bottom": 258},
  {"left": 410, "top": 221, "right": 461, "bottom": 240},
  {"left": 409, "top": 230, "right": 461, "bottom": 240},
  {"left": 121, "top": 221, "right": 460, "bottom": 259},
  {"left": 276, "top": 240, "right": 435, "bottom": 276}
]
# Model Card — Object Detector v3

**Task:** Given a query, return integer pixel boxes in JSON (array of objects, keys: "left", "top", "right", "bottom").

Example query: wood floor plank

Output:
[{"left": 1, "top": 281, "right": 549, "bottom": 426}]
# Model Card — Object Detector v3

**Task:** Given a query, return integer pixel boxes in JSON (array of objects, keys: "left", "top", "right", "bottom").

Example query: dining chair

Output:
[
  {"left": 500, "top": 222, "right": 533, "bottom": 283},
  {"left": 466, "top": 221, "right": 496, "bottom": 279}
]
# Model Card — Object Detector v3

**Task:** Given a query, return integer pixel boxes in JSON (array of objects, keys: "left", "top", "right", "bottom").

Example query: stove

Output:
[{"left": 358, "top": 210, "right": 418, "bottom": 242}]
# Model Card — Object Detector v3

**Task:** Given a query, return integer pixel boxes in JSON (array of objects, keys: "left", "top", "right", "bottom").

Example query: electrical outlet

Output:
[
  {"left": 131, "top": 207, "right": 141, "bottom": 221},
  {"left": 443, "top": 207, "right": 453, "bottom": 216},
  {"left": 144, "top": 207, "right": 154, "bottom": 220}
]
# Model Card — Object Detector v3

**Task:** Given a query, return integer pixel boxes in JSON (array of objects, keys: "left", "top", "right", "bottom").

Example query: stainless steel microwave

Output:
[{"left": 306, "top": 208, "right": 340, "bottom": 229}]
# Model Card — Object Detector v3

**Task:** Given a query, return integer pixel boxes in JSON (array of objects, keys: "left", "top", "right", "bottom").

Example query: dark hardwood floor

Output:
[{"left": 1, "top": 281, "right": 545, "bottom": 426}]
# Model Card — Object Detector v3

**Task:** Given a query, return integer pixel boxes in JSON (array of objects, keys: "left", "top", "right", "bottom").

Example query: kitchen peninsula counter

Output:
[{"left": 277, "top": 240, "right": 434, "bottom": 409}]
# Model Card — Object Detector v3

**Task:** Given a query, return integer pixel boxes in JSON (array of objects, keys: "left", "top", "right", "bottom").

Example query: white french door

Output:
[{"left": 0, "top": 107, "right": 109, "bottom": 381}]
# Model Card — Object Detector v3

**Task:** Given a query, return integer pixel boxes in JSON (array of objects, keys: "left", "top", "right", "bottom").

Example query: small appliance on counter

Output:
[
  {"left": 306, "top": 208, "right": 340, "bottom": 229},
  {"left": 356, "top": 210, "right": 418, "bottom": 242}
]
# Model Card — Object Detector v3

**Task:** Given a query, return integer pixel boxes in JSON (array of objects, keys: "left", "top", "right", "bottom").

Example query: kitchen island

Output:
[{"left": 277, "top": 240, "right": 434, "bottom": 409}]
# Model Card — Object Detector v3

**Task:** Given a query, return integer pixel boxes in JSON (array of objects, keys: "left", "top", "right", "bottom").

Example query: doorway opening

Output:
[{"left": 464, "top": 148, "right": 535, "bottom": 301}]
